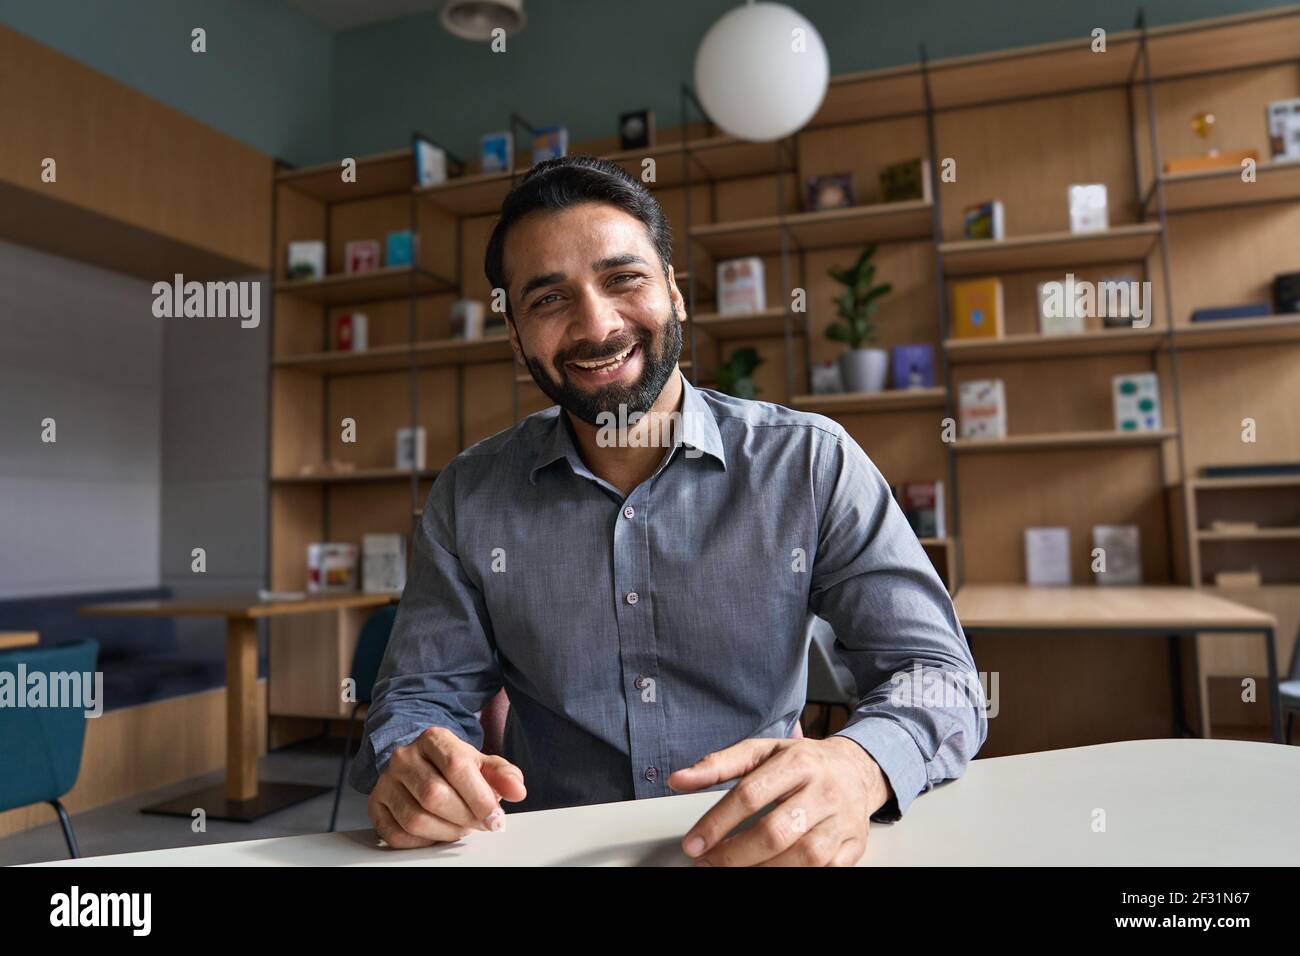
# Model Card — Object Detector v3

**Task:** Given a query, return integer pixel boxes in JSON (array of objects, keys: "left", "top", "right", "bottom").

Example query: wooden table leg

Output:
[{"left": 226, "top": 617, "right": 260, "bottom": 802}]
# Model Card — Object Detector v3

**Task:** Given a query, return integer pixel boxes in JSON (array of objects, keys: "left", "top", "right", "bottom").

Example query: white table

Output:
[{"left": 38, "top": 739, "right": 1300, "bottom": 866}]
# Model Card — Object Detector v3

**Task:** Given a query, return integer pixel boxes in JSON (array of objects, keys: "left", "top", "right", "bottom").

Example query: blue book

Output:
[
  {"left": 385, "top": 230, "right": 414, "bottom": 267},
  {"left": 481, "top": 131, "right": 513, "bottom": 173},
  {"left": 1190, "top": 303, "right": 1271, "bottom": 322},
  {"left": 891, "top": 344, "right": 935, "bottom": 389}
]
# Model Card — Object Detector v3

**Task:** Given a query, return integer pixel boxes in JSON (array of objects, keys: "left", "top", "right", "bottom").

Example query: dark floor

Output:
[{"left": 0, "top": 737, "right": 367, "bottom": 866}]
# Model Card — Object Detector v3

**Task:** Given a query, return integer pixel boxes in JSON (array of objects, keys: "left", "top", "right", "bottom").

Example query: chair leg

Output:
[
  {"left": 1287, "top": 711, "right": 1294, "bottom": 746},
  {"left": 329, "top": 704, "right": 361, "bottom": 833},
  {"left": 49, "top": 800, "right": 80, "bottom": 859}
]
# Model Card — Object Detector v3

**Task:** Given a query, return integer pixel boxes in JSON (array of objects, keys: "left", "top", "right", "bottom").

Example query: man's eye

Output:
[
  {"left": 610, "top": 273, "right": 641, "bottom": 287},
  {"left": 535, "top": 293, "right": 562, "bottom": 307}
]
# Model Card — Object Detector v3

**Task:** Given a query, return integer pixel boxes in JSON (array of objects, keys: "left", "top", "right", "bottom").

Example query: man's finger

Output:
[
  {"left": 395, "top": 756, "right": 479, "bottom": 830},
  {"left": 383, "top": 783, "right": 472, "bottom": 844},
  {"left": 481, "top": 755, "right": 528, "bottom": 802},
  {"left": 749, "top": 816, "right": 846, "bottom": 868},
  {"left": 667, "top": 738, "right": 781, "bottom": 792},
  {"left": 417, "top": 732, "right": 508, "bottom": 830},
  {"left": 680, "top": 745, "right": 814, "bottom": 859}
]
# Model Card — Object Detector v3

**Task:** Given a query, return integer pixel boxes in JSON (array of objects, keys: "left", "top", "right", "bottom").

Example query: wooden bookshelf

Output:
[
  {"left": 1170, "top": 315, "right": 1300, "bottom": 351},
  {"left": 939, "top": 224, "right": 1161, "bottom": 276},
  {"left": 1147, "top": 159, "right": 1300, "bottom": 215},
  {"left": 691, "top": 307, "right": 798, "bottom": 340},
  {"left": 275, "top": 337, "right": 512, "bottom": 374},
  {"left": 790, "top": 387, "right": 946, "bottom": 414},
  {"left": 945, "top": 327, "right": 1166, "bottom": 363},
  {"left": 689, "top": 200, "right": 932, "bottom": 258},
  {"left": 277, "top": 148, "right": 414, "bottom": 202},
  {"left": 951, "top": 429, "right": 1176, "bottom": 453},
  {"left": 273, "top": 265, "right": 456, "bottom": 305}
]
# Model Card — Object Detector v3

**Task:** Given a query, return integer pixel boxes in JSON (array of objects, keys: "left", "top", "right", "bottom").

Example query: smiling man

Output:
[{"left": 351, "top": 155, "right": 986, "bottom": 867}]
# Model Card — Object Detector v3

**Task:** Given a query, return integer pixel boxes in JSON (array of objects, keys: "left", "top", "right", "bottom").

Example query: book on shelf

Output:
[
  {"left": 1025, "top": 527, "right": 1071, "bottom": 586},
  {"left": 531, "top": 126, "right": 569, "bottom": 165},
  {"left": 344, "top": 239, "right": 380, "bottom": 274},
  {"left": 1092, "top": 525, "right": 1141, "bottom": 585},
  {"left": 395, "top": 426, "right": 427, "bottom": 470},
  {"left": 716, "top": 257, "right": 766, "bottom": 315},
  {"left": 1190, "top": 303, "right": 1271, "bottom": 322},
  {"left": 1201, "top": 462, "right": 1300, "bottom": 479},
  {"left": 413, "top": 134, "right": 448, "bottom": 187},
  {"left": 902, "top": 481, "right": 945, "bottom": 538},
  {"left": 806, "top": 172, "right": 854, "bottom": 211},
  {"left": 450, "top": 299, "right": 487, "bottom": 339},
  {"left": 287, "top": 240, "right": 325, "bottom": 280},
  {"left": 958, "top": 378, "right": 1007, "bottom": 439},
  {"left": 878, "top": 157, "right": 931, "bottom": 203},
  {"left": 1267, "top": 98, "right": 1300, "bottom": 160},
  {"left": 1275, "top": 271, "right": 1300, "bottom": 313},
  {"left": 1067, "top": 183, "right": 1109, "bottom": 234},
  {"left": 1037, "top": 280, "right": 1085, "bottom": 335},
  {"left": 335, "top": 312, "right": 367, "bottom": 352},
  {"left": 362, "top": 533, "right": 406, "bottom": 595},
  {"left": 618, "top": 109, "right": 654, "bottom": 150},
  {"left": 385, "top": 230, "right": 415, "bottom": 268},
  {"left": 481, "top": 131, "right": 513, "bottom": 173},
  {"left": 1112, "top": 372, "right": 1162, "bottom": 432},
  {"left": 890, "top": 344, "right": 935, "bottom": 388},
  {"left": 950, "top": 278, "right": 1004, "bottom": 340},
  {"left": 962, "top": 199, "right": 1004, "bottom": 240},
  {"left": 307, "top": 543, "right": 357, "bottom": 593}
]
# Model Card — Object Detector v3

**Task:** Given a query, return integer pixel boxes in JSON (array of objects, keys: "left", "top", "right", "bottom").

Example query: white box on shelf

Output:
[
  {"left": 362, "top": 533, "right": 407, "bottom": 594},
  {"left": 958, "top": 379, "right": 1007, "bottom": 439},
  {"left": 287, "top": 240, "right": 326, "bottom": 280},
  {"left": 1025, "top": 527, "right": 1071, "bottom": 586},
  {"left": 1112, "top": 372, "right": 1162, "bottom": 432},
  {"left": 1068, "top": 183, "right": 1109, "bottom": 234},
  {"left": 307, "top": 542, "right": 357, "bottom": 593}
]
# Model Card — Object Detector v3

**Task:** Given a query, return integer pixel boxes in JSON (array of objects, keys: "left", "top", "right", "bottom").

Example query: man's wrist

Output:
[{"left": 825, "top": 734, "right": 893, "bottom": 815}]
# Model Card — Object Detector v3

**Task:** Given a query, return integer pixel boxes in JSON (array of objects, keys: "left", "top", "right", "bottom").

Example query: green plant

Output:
[
  {"left": 715, "top": 347, "right": 763, "bottom": 399},
  {"left": 825, "top": 244, "right": 893, "bottom": 350}
]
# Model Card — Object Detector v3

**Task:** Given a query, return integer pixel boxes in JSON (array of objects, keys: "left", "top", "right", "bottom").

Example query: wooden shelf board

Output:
[
  {"left": 940, "top": 224, "right": 1161, "bottom": 277},
  {"left": 275, "top": 336, "right": 512, "bottom": 374},
  {"left": 1145, "top": 7, "right": 1300, "bottom": 81},
  {"left": 1191, "top": 475, "right": 1300, "bottom": 491},
  {"left": 273, "top": 266, "right": 455, "bottom": 306},
  {"left": 271, "top": 468, "right": 440, "bottom": 485},
  {"left": 276, "top": 148, "right": 413, "bottom": 202},
  {"left": 691, "top": 307, "right": 798, "bottom": 340},
  {"left": 1148, "top": 159, "right": 1300, "bottom": 215},
  {"left": 945, "top": 326, "right": 1166, "bottom": 363},
  {"left": 952, "top": 428, "right": 1176, "bottom": 454},
  {"left": 790, "top": 387, "right": 946, "bottom": 414},
  {"left": 0, "top": 180, "right": 263, "bottom": 282},
  {"left": 1197, "top": 528, "right": 1300, "bottom": 541},
  {"left": 415, "top": 170, "right": 515, "bottom": 216},
  {"left": 811, "top": 65, "right": 928, "bottom": 126},
  {"left": 690, "top": 200, "right": 932, "bottom": 258},
  {"left": 918, "top": 537, "right": 953, "bottom": 549},
  {"left": 1169, "top": 314, "right": 1300, "bottom": 351}
]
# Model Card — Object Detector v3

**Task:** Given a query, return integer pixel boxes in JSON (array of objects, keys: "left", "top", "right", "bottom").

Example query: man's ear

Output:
[{"left": 667, "top": 266, "right": 687, "bottom": 321}]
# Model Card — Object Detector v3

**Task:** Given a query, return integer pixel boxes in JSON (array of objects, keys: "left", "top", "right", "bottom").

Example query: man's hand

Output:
[
  {"left": 368, "top": 726, "right": 527, "bottom": 849},
  {"left": 667, "top": 735, "right": 892, "bottom": 867}
]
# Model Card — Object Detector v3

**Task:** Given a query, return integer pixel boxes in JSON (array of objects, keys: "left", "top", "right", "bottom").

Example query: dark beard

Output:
[{"left": 522, "top": 302, "right": 683, "bottom": 427}]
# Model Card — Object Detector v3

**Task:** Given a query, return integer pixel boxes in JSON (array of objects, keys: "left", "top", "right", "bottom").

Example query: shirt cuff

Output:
[{"left": 832, "top": 716, "right": 928, "bottom": 821}]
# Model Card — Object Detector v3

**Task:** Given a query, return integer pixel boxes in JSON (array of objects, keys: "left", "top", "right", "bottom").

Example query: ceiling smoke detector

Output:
[{"left": 441, "top": 0, "right": 526, "bottom": 41}]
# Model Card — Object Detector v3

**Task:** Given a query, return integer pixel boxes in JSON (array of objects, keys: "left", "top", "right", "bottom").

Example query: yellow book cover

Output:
[{"left": 950, "top": 278, "right": 1004, "bottom": 339}]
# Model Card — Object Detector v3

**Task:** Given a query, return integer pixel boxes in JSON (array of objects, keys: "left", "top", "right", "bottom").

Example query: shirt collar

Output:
[{"left": 529, "top": 368, "right": 726, "bottom": 485}]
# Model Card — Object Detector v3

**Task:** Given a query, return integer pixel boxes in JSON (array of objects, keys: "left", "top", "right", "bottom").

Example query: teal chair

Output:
[
  {"left": 330, "top": 605, "right": 397, "bottom": 832},
  {"left": 0, "top": 640, "right": 99, "bottom": 858}
]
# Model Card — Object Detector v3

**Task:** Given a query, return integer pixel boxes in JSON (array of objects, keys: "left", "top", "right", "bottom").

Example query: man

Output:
[{"left": 352, "top": 155, "right": 986, "bottom": 867}]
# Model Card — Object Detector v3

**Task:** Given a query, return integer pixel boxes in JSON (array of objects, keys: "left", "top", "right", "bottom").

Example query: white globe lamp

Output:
[{"left": 693, "top": 2, "right": 830, "bottom": 142}]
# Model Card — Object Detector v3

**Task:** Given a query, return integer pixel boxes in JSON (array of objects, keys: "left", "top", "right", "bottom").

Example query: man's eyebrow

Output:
[
  {"left": 593, "top": 254, "right": 650, "bottom": 271},
  {"left": 518, "top": 271, "right": 567, "bottom": 301}
]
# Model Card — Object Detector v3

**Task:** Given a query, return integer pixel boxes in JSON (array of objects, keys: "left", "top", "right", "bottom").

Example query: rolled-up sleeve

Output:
[
  {"left": 808, "top": 423, "right": 987, "bottom": 819},
  {"left": 349, "top": 461, "right": 503, "bottom": 794}
]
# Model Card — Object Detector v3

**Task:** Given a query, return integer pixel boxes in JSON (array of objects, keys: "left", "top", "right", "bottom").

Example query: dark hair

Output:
[{"left": 483, "top": 155, "right": 673, "bottom": 320}]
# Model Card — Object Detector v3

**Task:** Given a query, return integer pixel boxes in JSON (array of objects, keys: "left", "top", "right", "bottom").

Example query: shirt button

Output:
[
  {"left": 623, "top": 506, "right": 635, "bottom": 519},
  {"left": 626, "top": 591, "right": 639, "bottom": 605},
  {"left": 644, "top": 766, "right": 658, "bottom": 782},
  {"left": 634, "top": 675, "right": 648, "bottom": 689}
]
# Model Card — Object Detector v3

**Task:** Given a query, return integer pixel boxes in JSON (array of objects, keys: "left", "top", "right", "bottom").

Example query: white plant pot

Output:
[{"left": 838, "top": 348, "right": 888, "bottom": 393}]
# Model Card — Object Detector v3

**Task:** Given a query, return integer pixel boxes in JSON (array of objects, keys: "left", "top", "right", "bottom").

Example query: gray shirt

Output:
[{"left": 352, "top": 370, "right": 986, "bottom": 818}]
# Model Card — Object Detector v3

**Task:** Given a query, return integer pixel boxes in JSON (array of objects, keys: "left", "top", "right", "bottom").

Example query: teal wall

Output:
[
  {"left": 0, "top": 0, "right": 1291, "bottom": 166},
  {"left": 0, "top": 0, "right": 334, "bottom": 165}
]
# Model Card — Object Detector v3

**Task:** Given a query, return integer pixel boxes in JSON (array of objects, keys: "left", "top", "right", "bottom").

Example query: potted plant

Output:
[
  {"left": 825, "top": 244, "right": 892, "bottom": 393},
  {"left": 715, "top": 347, "right": 763, "bottom": 399}
]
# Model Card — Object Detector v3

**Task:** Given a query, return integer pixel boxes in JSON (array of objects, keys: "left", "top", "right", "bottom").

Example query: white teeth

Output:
[{"left": 573, "top": 344, "right": 635, "bottom": 371}]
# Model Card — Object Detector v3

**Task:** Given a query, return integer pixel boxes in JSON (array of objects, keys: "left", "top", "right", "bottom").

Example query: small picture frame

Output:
[{"left": 344, "top": 239, "right": 381, "bottom": 275}]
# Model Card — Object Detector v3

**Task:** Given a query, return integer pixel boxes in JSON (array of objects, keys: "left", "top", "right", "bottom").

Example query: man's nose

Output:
[{"left": 569, "top": 285, "right": 626, "bottom": 348}]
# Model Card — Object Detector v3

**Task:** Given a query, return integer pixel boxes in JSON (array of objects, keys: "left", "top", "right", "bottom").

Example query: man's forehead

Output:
[{"left": 505, "top": 205, "right": 652, "bottom": 273}]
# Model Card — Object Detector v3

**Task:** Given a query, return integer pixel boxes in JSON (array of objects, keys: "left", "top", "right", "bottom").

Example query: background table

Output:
[
  {"left": 78, "top": 593, "right": 394, "bottom": 821},
  {"left": 0, "top": 631, "right": 39, "bottom": 650},
  {"left": 36, "top": 738, "right": 1300, "bottom": 866},
  {"left": 953, "top": 585, "right": 1282, "bottom": 742}
]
